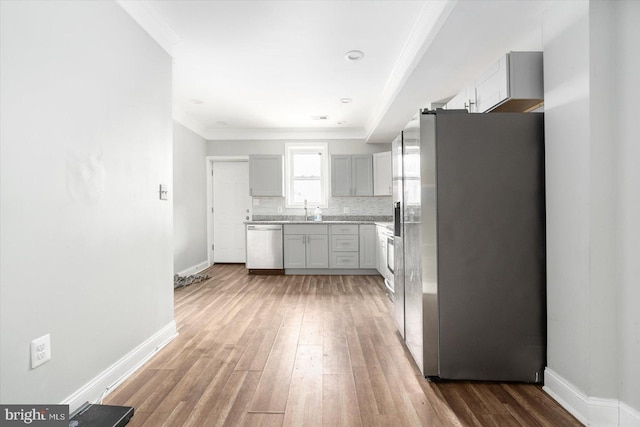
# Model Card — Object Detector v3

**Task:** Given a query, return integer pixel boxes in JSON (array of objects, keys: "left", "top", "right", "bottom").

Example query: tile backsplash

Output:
[{"left": 252, "top": 196, "right": 392, "bottom": 219}]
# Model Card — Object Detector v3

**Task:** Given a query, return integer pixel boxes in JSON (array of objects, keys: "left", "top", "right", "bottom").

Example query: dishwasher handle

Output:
[{"left": 247, "top": 225, "right": 283, "bottom": 231}]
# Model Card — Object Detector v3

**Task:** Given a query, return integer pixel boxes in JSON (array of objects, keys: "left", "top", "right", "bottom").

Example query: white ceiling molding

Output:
[
  {"left": 365, "top": 0, "right": 457, "bottom": 143},
  {"left": 365, "top": 0, "right": 547, "bottom": 143},
  {"left": 116, "top": 0, "right": 180, "bottom": 57},
  {"left": 173, "top": 107, "right": 208, "bottom": 140},
  {"left": 204, "top": 127, "right": 367, "bottom": 142}
]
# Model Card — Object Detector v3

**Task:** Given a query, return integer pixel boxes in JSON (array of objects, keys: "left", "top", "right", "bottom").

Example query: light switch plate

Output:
[{"left": 159, "top": 184, "right": 168, "bottom": 200}]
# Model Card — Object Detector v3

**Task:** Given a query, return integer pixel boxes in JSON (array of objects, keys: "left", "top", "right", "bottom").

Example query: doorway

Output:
[{"left": 207, "top": 158, "right": 251, "bottom": 264}]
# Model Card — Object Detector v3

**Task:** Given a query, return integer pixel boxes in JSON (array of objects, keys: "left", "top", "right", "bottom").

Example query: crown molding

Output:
[
  {"left": 365, "top": 0, "right": 457, "bottom": 143},
  {"left": 204, "top": 126, "right": 367, "bottom": 142},
  {"left": 116, "top": 0, "right": 180, "bottom": 57}
]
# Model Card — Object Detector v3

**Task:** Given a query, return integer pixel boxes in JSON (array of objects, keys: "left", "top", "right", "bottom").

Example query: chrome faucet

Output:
[{"left": 304, "top": 199, "right": 308, "bottom": 221}]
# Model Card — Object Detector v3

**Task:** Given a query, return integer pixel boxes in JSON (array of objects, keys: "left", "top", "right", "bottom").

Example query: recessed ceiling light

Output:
[
  {"left": 190, "top": 99, "right": 204, "bottom": 104},
  {"left": 311, "top": 115, "right": 329, "bottom": 121},
  {"left": 340, "top": 98, "right": 352, "bottom": 104},
  {"left": 216, "top": 121, "right": 228, "bottom": 126},
  {"left": 344, "top": 50, "right": 364, "bottom": 61},
  {"left": 337, "top": 121, "right": 347, "bottom": 125}
]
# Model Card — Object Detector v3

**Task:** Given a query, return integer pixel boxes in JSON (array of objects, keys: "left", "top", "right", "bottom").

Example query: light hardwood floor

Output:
[{"left": 105, "top": 264, "right": 582, "bottom": 426}]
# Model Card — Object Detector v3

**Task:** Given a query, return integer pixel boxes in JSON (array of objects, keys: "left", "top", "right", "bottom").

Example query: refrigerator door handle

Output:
[{"left": 394, "top": 202, "right": 401, "bottom": 237}]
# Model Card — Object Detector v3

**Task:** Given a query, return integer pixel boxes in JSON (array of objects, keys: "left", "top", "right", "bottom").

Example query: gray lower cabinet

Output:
[
  {"left": 330, "top": 224, "right": 359, "bottom": 268},
  {"left": 331, "top": 155, "right": 373, "bottom": 196},
  {"left": 359, "top": 224, "right": 376, "bottom": 269},
  {"left": 283, "top": 224, "right": 328, "bottom": 268},
  {"left": 283, "top": 223, "right": 377, "bottom": 272},
  {"left": 306, "top": 235, "right": 329, "bottom": 268},
  {"left": 283, "top": 235, "right": 306, "bottom": 268}
]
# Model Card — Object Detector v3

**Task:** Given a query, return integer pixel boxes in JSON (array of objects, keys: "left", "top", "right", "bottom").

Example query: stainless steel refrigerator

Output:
[{"left": 393, "top": 109, "right": 546, "bottom": 383}]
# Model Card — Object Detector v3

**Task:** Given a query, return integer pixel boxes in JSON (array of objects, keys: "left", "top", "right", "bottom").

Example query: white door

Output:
[{"left": 213, "top": 161, "right": 251, "bottom": 263}]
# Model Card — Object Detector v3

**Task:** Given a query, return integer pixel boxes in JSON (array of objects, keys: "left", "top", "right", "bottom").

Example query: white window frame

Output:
[{"left": 285, "top": 143, "right": 329, "bottom": 209}]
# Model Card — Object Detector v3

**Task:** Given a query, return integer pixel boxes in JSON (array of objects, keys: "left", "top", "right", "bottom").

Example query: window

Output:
[{"left": 285, "top": 143, "right": 328, "bottom": 208}]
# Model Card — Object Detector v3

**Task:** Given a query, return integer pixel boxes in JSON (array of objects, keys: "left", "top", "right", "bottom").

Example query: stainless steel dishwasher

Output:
[{"left": 245, "top": 224, "right": 284, "bottom": 274}]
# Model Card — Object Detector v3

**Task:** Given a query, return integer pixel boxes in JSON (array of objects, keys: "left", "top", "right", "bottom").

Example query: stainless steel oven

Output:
[{"left": 384, "top": 232, "right": 394, "bottom": 294}]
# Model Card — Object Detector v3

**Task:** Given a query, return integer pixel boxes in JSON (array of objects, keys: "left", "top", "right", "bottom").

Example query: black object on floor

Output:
[{"left": 69, "top": 403, "right": 133, "bottom": 427}]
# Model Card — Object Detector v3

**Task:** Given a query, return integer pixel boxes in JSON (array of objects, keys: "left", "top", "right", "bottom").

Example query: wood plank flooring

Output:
[{"left": 105, "top": 264, "right": 582, "bottom": 426}]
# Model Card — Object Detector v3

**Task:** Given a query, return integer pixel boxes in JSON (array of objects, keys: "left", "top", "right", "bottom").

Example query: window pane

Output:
[
  {"left": 293, "top": 153, "right": 321, "bottom": 177},
  {"left": 292, "top": 179, "right": 321, "bottom": 203}
]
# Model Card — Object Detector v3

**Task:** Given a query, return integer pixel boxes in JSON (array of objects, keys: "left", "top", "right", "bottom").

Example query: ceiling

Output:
[{"left": 118, "top": 0, "right": 550, "bottom": 143}]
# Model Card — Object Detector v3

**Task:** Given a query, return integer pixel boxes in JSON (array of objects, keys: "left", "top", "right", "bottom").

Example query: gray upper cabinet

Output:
[
  {"left": 475, "top": 51, "right": 543, "bottom": 113},
  {"left": 445, "top": 84, "right": 477, "bottom": 112},
  {"left": 249, "top": 154, "right": 283, "bottom": 197},
  {"left": 331, "top": 155, "right": 352, "bottom": 196},
  {"left": 445, "top": 51, "right": 543, "bottom": 114},
  {"left": 373, "top": 151, "right": 392, "bottom": 196},
  {"left": 331, "top": 154, "right": 373, "bottom": 197}
]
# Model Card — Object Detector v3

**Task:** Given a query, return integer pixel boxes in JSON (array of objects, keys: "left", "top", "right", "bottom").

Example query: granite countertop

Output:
[
  {"left": 376, "top": 222, "right": 394, "bottom": 232},
  {"left": 245, "top": 220, "right": 380, "bottom": 225},
  {"left": 245, "top": 215, "right": 393, "bottom": 227}
]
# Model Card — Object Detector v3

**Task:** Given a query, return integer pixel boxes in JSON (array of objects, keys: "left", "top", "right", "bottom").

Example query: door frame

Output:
[{"left": 206, "top": 156, "right": 249, "bottom": 266}]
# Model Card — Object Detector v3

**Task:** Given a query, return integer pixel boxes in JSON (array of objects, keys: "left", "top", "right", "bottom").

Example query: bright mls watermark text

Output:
[{"left": 0, "top": 405, "right": 68, "bottom": 427}]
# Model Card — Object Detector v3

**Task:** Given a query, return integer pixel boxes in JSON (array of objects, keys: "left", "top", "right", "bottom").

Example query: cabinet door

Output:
[
  {"left": 330, "top": 252, "right": 359, "bottom": 269},
  {"left": 359, "top": 225, "right": 376, "bottom": 268},
  {"left": 373, "top": 151, "right": 392, "bottom": 196},
  {"left": 445, "top": 84, "right": 477, "bottom": 112},
  {"left": 475, "top": 54, "right": 509, "bottom": 112},
  {"left": 331, "top": 155, "right": 352, "bottom": 196},
  {"left": 376, "top": 229, "right": 387, "bottom": 275},
  {"left": 330, "top": 224, "right": 358, "bottom": 235},
  {"left": 331, "top": 234, "right": 358, "bottom": 252},
  {"left": 283, "top": 235, "right": 306, "bottom": 268},
  {"left": 352, "top": 155, "right": 373, "bottom": 196},
  {"left": 249, "top": 155, "right": 284, "bottom": 196},
  {"left": 306, "top": 234, "right": 329, "bottom": 268}
]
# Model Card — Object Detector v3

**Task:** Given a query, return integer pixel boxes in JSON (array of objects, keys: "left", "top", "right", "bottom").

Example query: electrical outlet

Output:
[
  {"left": 31, "top": 334, "right": 51, "bottom": 369},
  {"left": 343, "top": 207, "right": 350, "bottom": 214},
  {"left": 277, "top": 207, "right": 283, "bottom": 213}
]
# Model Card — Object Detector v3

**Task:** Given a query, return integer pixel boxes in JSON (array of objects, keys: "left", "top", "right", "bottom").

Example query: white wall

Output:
[
  {"left": 543, "top": 0, "right": 591, "bottom": 393},
  {"left": 615, "top": 0, "right": 640, "bottom": 418},
  {"left": 173, "top": 121, "right": 208, "bottom": 274},
  {"left": 543, "top": 0, "right": 640, "bottom": 424},
  {"left": 0, "top": 1, "right": 175, "bottom": 409}
]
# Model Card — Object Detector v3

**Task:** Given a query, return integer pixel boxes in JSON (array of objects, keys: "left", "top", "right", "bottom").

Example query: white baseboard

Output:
[
  {"left": 176, "top": 260, "right": 210, "bottom": 278},
  {"left": 544, "top": 368, "right": 640, "bottom": 427},
  {"left": 62, "top": 321, "right": 177, "bottom": 413},
  {"left": 543, "top": 368, "right": 590, "bottom": 425},
  {"left": 621, "top": 403, "right": 640, "bottom": 427}
]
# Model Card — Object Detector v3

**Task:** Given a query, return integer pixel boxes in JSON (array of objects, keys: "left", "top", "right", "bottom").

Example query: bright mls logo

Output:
[{"left": 0, "top": 405, "right": 68, "bottom": 427}]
